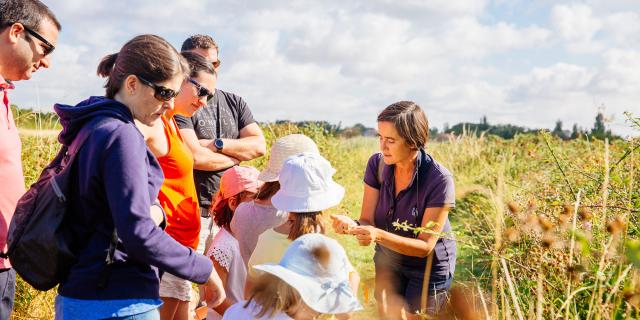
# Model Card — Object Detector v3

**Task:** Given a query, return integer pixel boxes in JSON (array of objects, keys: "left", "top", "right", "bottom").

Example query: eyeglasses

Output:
[
  {"left": 187, "top": 77, "right": 214, "bottom": 101},
  {"left": 136, "top": 75, "right": 180, "bottom": 102},
  {"left": 20, "top": 24, "right": 55, "bottom": 56}
]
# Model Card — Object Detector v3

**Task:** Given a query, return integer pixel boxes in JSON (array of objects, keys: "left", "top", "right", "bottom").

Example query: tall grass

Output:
[{"left": 12, "top": 117, "right": 640, "bottom": 319}]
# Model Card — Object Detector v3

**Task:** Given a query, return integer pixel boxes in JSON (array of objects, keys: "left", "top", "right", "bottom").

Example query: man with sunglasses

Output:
[
  {"left": 0, "top": 1, "right": 60, "bottom": 319},
  {"left": 177, "top": 34, "right": 266, "bottom": 253}
]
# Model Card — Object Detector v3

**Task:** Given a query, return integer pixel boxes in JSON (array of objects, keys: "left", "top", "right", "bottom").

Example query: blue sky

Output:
[{"left": 11, "top": 0, "right": 640, "bottom": 136}]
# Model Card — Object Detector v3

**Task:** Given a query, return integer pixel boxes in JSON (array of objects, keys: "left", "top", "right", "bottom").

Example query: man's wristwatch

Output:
[{"left": 214, "top": 138, "right": 224, "bottom": 152}]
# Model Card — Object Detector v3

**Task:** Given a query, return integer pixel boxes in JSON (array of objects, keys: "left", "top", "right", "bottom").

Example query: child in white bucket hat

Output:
[
  {"left": 230, "top": 134, "right": 320, "bottom": 264},
  {"left": 223, "top": 233, "right": 362, "bottom": 319},
  {"left": 246, "top": 153, "right": 360, "bottom": 318}
]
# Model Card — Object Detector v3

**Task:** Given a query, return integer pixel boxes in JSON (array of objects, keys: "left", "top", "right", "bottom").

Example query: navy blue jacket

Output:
[{"left": 54, "top": 97, "right": 212, "bottom": 300}]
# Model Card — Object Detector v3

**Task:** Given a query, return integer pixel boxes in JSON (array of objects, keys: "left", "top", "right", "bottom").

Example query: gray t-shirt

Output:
[
  {"left": 230, "top": 201, "right": 288, "bottom": 263},
  {"left": 175, "top": 89, "right": 256, "bottom": 209}
]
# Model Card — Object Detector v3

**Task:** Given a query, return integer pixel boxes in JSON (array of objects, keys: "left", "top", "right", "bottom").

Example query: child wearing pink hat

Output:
[{"left": 205, "top": 166, "right": 263, "bottom": 320}]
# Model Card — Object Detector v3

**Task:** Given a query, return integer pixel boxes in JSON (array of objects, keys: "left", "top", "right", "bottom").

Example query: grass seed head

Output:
[
  {"left": 538, "top": 215, "right": 553, "bottom": 231},
  {"left": 562, "top": 204, "right": 574, "bottom": 216},
  {"left": 507, "top": 201, "right": 520, "bottom": 214},
  {"left": 577, "top": 207, "right": 592, "bottom": 221},
  {"left": 504, "top": 227, "right": 521, "bottom": 243},
  {"left": 606, "top": 217, "right": 626, "bottom": 236}
]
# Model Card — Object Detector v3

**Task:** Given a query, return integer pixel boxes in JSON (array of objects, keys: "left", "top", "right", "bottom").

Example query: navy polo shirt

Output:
[{"left": 364, "top": 149, "right": 456, "bottom": 285}]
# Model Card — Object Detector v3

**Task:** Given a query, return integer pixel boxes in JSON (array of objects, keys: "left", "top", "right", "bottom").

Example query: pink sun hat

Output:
[{"left": 211, "top": 166, "right": 263, "bottom": 208}]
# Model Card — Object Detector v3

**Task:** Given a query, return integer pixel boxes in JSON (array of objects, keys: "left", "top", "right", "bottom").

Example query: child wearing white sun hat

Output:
[
  {"left": 230, "top": 134, "right": 320, "bottom": 264},
  {"left": 222, "top": 233, "right": 363, "bottom": 319},
  {"left": 245, "top": 153, "right": 360, "bottom": 319}
]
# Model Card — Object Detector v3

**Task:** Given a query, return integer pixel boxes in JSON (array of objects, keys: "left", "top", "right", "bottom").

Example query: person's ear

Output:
[
  {"left": 123, "top": 74, "right": 139, "bottom": 96},
  {"left": 228, "top": 195, "right": 238, "bottom": 210},
  {"left": 7, "top": 23, "right": 25, "bottom": 45}
]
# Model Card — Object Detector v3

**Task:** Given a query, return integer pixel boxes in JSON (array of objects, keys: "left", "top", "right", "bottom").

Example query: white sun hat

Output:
[
  {"left": 253, "top": 233, "right": 362, "bottom": 314},
  {"left": 271, "top": 152, "right": 344, "bottom": 213},
  {"left": 258, "top": 134, "right": 320, "bottom": 182}
]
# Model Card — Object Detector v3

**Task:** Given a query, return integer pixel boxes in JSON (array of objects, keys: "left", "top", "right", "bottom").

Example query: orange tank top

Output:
[{"left": 157, "top": 115, "right": 201, "bottom": 249}]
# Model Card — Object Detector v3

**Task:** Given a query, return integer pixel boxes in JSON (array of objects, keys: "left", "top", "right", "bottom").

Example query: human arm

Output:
[
  {"left": 211, "top": 259, "right": 235, "bottom": 315},
  {"left": 180, "top": 128, "right": 239, "bottom": 171},
  {"left": 347, "top": 206, "right": 451, "bottom": 257},
  {"left": 331, "top": 183, "right": 379, "bottom": 233},
  {"left": 200, "top": 123, "right": 266, "bottom": 161},
  {"left": 101, "top": 125, "right": 214, "bottom": 283}
]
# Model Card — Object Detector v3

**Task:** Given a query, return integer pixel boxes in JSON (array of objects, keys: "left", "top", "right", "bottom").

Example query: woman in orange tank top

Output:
[{"left": 136, "top": 52, "right": 217, "bottom": 320}]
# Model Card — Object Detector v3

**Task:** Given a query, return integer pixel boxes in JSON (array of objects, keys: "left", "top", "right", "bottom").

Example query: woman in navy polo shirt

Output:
[{"left": 331, "top": 101, "right": 456, "bottom": 318}]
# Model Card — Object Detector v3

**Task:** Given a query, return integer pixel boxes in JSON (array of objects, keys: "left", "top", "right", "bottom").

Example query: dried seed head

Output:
[
  {"left": 562, "top": 204, "right": 574, "bottom": 216},
  {"left": 623, "top": 289, "right": 640, "bottom": 308},
  {"left": 557, "top": 214, "right": 570, "bottom": 225},
  {"left": 541, "top": 234, "right": 554, "bottom": 249},
  {"left": 541, "top": 232, "right": 563, "bottom": 249},
  {"left": 507, "top": 202, "right": 520, "bottom": 214},
  {"left": 577, "top": 207, "right": 592, "bottom": 221},
  {"left": 538, "top": 216, "right": 553, "bottom": 231},
  {"left": 523, "top": 214, "right": 542, "bottom": 232},
  {"left": 606, "top": 217, "right": 626, "bottom": 235},
  {"left": 504, "top": 227, "right": 520, "bottom": 243}
]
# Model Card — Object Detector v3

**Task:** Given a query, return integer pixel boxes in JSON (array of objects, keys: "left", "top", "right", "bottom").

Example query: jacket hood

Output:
[{"left": 55, "top": 96, "right": 134, "bottom": 146}]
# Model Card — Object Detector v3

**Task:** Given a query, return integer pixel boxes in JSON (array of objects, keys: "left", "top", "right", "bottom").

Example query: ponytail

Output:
[{"left": 97, "top": 53, "right": 118, "bottom": 78}]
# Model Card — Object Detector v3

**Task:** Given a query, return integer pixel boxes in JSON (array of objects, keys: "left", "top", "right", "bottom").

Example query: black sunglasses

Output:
[
  {"left": 21, "top": 24, "right": 55, "bottom": 56},
  {"left": 137, "top": 75, "right": 180, "bottom": 102},
  {"left": 187, "top": 78, "right": 214, "bottom": 101}
]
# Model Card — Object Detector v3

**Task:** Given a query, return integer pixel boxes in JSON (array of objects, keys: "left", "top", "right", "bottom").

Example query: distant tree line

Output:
[
  {"left": 332, "top": 112, "right": 620, "bottom": 141},
  {"left": 10, "top": 104, "right": 623, "bottom": 141}
]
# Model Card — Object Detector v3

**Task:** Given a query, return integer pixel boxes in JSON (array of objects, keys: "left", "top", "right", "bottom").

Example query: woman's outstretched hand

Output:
[
  {"left": 347, "top": 226, "right": 380, "bottom": 246},
  {"left": 330, "top": 214, "right": 358, "bottom": 234}
]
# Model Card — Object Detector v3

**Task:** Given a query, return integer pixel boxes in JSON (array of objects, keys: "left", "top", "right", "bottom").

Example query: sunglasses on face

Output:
[
  {"left": 136, "top": 75, "right": 180, "bottom": 102},
  {"left": 18, "top": 23, "right": 56, "bottom": 56},
  {"left": 187, "top": 77, "right": 214, "bottom": 101}
]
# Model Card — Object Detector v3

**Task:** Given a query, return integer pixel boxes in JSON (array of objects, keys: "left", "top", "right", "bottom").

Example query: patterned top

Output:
[{"left": 206, "top": 228, "right": 247, "bottom": 320}]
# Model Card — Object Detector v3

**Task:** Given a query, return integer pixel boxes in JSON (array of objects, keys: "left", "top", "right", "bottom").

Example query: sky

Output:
[{"left": 11, "top": 0, "right": 640, "bottom": 136}]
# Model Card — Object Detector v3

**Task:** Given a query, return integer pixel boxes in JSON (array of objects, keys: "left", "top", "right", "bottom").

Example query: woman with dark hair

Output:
[
  {"left": 134, "top": 51, "right": 217, "bottom": 320},
  {"left": 331, "top": 101, "right": 456, "bottom": 318},
  {"left": 52, "top": 35, "right": 224, "bottom": 320}
]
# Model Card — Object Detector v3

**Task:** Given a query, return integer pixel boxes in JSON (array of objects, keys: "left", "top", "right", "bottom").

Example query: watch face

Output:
[{"left": 215, "top": 139, "right": 224, "bottom": 149}]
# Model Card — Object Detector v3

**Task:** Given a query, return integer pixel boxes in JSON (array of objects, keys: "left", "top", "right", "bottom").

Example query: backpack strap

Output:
[
  {"left": 63, "top": 117, "right": 112, "bottom": 165},
  {"left": 65, "top": 117, "right": 120, "bottom": 289}
]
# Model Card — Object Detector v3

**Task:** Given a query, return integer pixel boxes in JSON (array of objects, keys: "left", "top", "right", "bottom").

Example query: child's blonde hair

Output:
[{"left": 245, "top": 273, "right": 302, "bottom": 318}]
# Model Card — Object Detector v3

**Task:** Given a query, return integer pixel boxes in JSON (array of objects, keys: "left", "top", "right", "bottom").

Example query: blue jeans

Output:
[
  {"left": 105, "top": 309, "right": 160, "bottom": 320},
  {"left": 0, "top": 269, "right": 15, "bottom": 320}
]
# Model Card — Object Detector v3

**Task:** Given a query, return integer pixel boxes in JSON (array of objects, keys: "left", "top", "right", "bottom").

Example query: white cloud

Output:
[
  {"left": 551, "top": 3, "right": 603, "bottom": 52},
  {"left": 508, "top": 63, "right": 595, "bottom": 101},
  {"left": 592, "top": 49, "right": 640, "bottom": 94},
  {"left": 7, "top": 0, "right": 640, "bottom": 137},
  {"left": 602, "top": 12, "right": 640, "bottom": 47}
]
